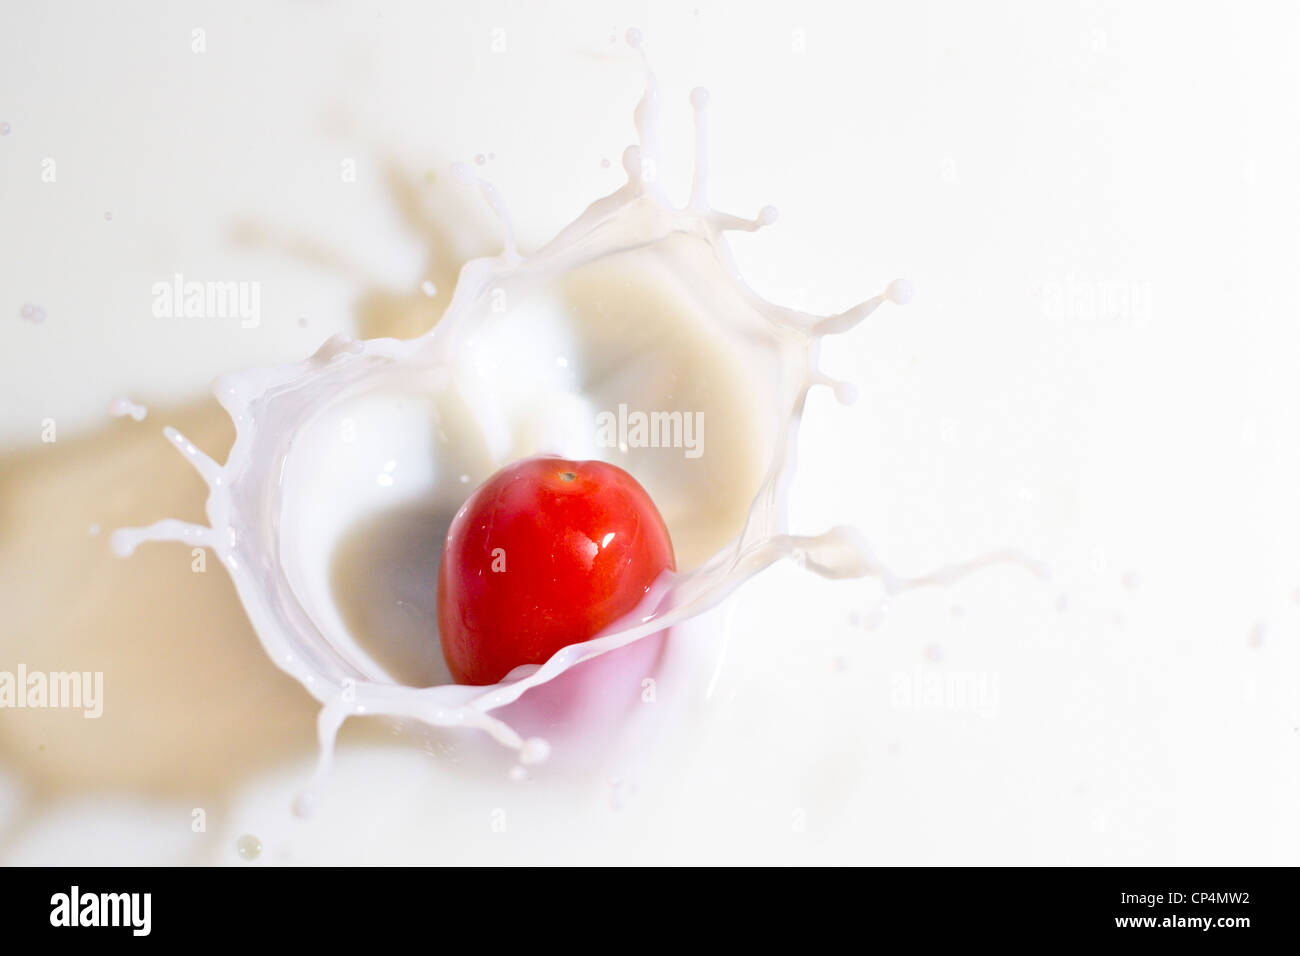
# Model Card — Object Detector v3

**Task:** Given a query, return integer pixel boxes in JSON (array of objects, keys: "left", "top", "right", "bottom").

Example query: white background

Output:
[{"left": 1, "top": 0, "right": 1298, "bottom": 863}]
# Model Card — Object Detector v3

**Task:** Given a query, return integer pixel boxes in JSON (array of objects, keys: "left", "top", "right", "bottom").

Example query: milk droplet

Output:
[
  {"left": 885, "top": 278, "right": 914, "bottom": 305},
  {"left": 474, "top": 153, "right": 487, "bottom": 166},
  {"left": 519, "top": 737, "right": 550, "bottom": 764},
  {"left": 109, "top": 529, "right": 133, "bottom": 557},
  {"left": 108, "top": 397, "right": 148, "bottom": 422},
  {"left": 236, "top": 834, "right": 263, "bottom": 860},
  {"left": 420, "top": 279, "right": 437, "bottom": 297}
]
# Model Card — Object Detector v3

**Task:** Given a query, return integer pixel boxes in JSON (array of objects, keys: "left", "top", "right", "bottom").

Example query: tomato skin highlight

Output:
[{"left": 437, "top": 457, "right": 676, "bottom": 686}]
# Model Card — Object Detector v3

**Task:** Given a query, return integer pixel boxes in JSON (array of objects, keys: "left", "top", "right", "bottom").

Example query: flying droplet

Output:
[
  {"left": 108, "top": 397, "right": 148, "bottom": 422},
  {"left": 885, "top": 278, "right": 914, "bottom": 305},
  {"left": 520, "top": 737, "right": 550, "bottom": 764},
  {"left": 236, "top": 834, "right": 262, "bottom": 860}
]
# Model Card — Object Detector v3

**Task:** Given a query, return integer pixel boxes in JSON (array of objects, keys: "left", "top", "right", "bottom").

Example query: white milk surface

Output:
[{"left": 3, "top": 2, "right": 1300, "bottom": 864}]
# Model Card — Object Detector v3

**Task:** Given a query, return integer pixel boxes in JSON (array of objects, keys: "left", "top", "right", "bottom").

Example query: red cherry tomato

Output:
[{"left": 437, "top": 456, "right": 676, "bottom": 685}]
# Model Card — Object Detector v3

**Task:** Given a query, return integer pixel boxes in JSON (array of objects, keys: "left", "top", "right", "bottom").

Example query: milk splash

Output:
[{"left": 111, "top": 30, "right": 976, "bottom": 812}]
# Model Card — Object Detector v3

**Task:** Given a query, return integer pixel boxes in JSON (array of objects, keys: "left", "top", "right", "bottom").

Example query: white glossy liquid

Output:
[{"left": 112, "top": 30, "right": 919, "bottom": 813}]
